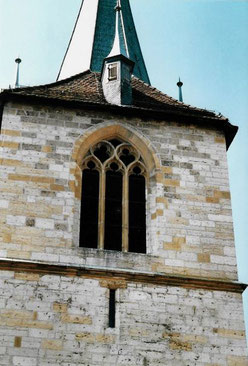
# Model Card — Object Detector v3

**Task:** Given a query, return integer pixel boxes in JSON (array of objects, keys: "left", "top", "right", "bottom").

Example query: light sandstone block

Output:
[
  {"left": 213, "top": 328, "right": 246, "bottom": 339},
  {"left": 61, "top": 314, "right": 92, "bottom": 324},
  {"left": 42, "top": 339, "right": 63, "bottom": 350},
  {"left": 53, "top": 302, "right": 68, "bottom": 313},
  {"left": 227, "top": 356, "right": 248, "bottom": 366}
]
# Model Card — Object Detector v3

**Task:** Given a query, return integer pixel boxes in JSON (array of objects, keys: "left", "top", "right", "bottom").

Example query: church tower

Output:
[{"left": 0, "top": 1, "right": 247, "bottom": 365}]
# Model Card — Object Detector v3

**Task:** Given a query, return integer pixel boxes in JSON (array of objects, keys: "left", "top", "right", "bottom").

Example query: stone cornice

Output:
[
  {"left": 0, "top": 91, "right": 238, "bottom": 150},
  {"left": 0, "top": 259, "right": 246, "bottom": 293}
]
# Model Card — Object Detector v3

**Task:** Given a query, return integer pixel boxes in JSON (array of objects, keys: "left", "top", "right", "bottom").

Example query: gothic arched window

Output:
[{"left": 80, "top": 138, "right": 146, "bottom": 253}]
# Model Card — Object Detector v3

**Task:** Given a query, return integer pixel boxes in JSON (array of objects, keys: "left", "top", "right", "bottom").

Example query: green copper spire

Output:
[{"left": 58, "top": 0, "right": 150, "bottom": 84}]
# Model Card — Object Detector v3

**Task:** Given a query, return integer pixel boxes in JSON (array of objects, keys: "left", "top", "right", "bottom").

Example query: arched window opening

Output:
[
  {"left": 79, "top": 138, "right": 147, "bottom": 253},
  {"left": 105, "top": 166, "right": 123, "bottom": 251},
  {"left": 80, "top": 161, "right": 99, "bottom": 249},
  {"left": 129, "top": 166, "right": 146, "bottom": 254}
]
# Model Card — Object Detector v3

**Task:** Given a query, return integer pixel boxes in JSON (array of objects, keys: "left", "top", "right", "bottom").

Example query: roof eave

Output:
[{"left": 0, "top": 90, "right": 238, "bottom": 150}]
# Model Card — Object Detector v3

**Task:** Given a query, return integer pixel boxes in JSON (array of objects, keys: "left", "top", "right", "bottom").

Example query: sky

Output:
[{"left": 0, "top": 0, "right": 248, "bottom": 339}]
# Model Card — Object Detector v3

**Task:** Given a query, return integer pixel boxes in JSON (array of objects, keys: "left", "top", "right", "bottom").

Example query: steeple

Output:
[{"left": 57, "top": 0, "right": 150, "bottom": 84}]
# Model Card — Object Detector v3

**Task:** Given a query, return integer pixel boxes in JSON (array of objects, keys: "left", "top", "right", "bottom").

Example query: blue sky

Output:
[{"left": 0, "top": 0, "right": 248, "bottom": 338}]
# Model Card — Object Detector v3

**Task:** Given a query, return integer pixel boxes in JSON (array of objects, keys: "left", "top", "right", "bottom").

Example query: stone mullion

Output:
[
  {"left": 98, "top": 168, "right": 105, "bottom": 249},
  {"left": 122, "top": 170, "right": 129, "bottom": 252}
]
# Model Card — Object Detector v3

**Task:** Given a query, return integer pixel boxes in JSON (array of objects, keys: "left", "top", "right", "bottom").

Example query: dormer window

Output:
[{"left": 108, "top": 63, "right": 118, "bottom": 81}]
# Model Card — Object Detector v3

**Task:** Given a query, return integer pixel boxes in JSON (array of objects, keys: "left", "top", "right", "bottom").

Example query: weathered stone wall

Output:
[
  {"left": 0, "top": 270, "right": 247, "bottom": 366},
  {"left": 0, "top": 101, "right": 247, "bottom": 364},
  {"left": 0, "top": 101, "right": 238, "bottom": 280}
]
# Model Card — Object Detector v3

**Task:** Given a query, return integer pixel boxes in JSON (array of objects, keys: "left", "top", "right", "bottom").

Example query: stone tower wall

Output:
[
  {"left": 0, "top": 101, "right": 247, "bottom": 365},
  {"left": 0, "top": 102, "right": 238, "bottom": 280},
  {"left": 0, "top": 269, "right": 247, "bottom": 366}
]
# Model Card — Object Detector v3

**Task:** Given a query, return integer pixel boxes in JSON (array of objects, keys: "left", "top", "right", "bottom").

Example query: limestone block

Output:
[
  {"left": 13, "top": 357, "right": 37, "bottom": 366},
  {"left": 35, "top": 218, "right": 55, "bottom": 230}
]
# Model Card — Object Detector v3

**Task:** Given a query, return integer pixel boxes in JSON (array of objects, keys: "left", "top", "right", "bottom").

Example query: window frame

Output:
[
  {"left": 79, "top": 139, "right": 147, "bottom": 253},
  {"left": 108, "top": 63, "right": 118, "bottom": 81}
]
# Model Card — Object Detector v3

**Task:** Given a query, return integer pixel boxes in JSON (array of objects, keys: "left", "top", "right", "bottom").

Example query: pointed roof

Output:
[
  {"left": 57, "top": 0, "right": 150, "bottom": 84},
  {"left": 107, "top": 1, "right": 129, "bottom": 59},
  {"left": 0, "top": 70, "right": 237, "bottom": 149}
]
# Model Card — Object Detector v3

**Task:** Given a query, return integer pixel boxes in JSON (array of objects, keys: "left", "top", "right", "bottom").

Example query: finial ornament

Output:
[
  {"left": 177, "top": 77, "right": 183, "bottom": 102},
  {"left": 15, "top": 57, "right": 22, "bottom": 88},
  {"left": 115, "top": 0, "right": 121, "bottom": 12},
  {"left": 177, "top": 77, "right": 183, "bottom": 88}
]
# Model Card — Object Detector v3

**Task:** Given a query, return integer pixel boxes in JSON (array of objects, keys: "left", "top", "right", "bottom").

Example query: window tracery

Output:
[{"left": 80, "top": 138, "right": 146, "bottom": 253}]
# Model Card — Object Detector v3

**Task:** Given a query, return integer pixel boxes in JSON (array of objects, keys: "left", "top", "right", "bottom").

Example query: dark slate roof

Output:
[{"left": 0, "top": 70, "right": 238, "bottom": 148}]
